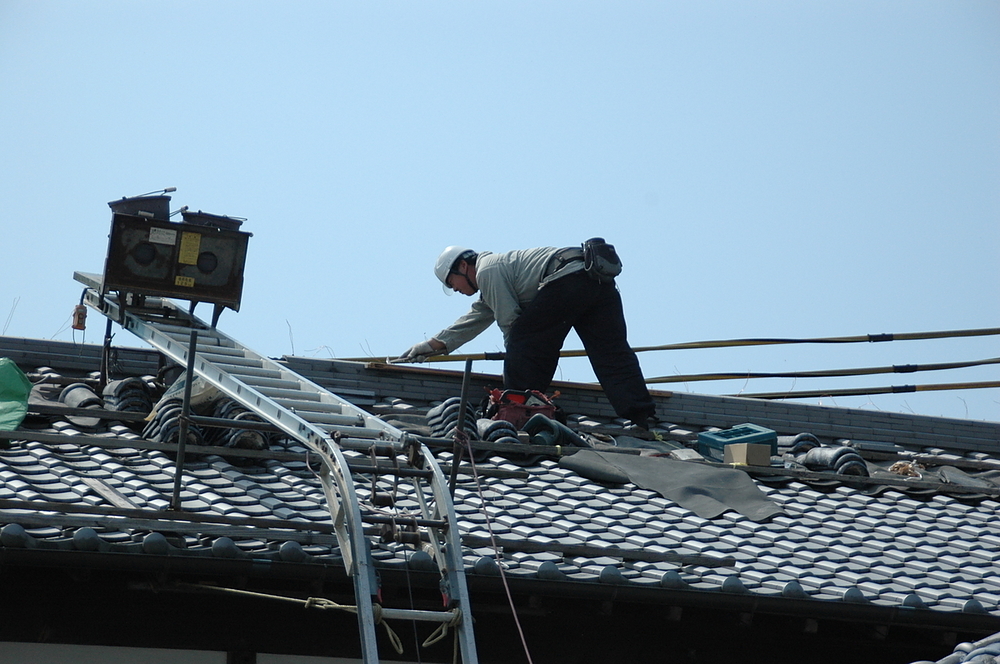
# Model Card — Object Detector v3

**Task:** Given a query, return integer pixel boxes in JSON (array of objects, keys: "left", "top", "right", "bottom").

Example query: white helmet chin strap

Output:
[
  {"left": 456, "top": 270, "right": 477, "bottom": 294},
  {"left": 442, "top": 264, "right": 477, "bottom": 296}
]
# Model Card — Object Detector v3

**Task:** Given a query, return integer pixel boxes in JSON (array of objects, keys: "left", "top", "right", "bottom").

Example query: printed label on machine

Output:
[
  {"left": 149, "top": 227, "right": 177, "bottom": 245},
  {"left": 178, "top": 232, "right": 202, "bottom": 265}
]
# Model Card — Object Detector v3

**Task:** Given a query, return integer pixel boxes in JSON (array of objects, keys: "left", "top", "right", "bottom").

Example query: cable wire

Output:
[
  {"left": 646, "top": 356, "right": 1000, "bottom": 384},
  {"left": 373, "top": 326, "right": 1000, "bottom": 364},
  {"left": 629, "top": 326, "right": 1000, "bottom": 353},
  {"left": 734, "top": 380, "right": 1000, "bottom": 400}
]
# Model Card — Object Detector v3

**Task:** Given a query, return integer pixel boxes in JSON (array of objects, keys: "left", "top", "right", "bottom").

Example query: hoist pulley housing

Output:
[{"left": 102, "top": 194, "right": 252, "bottom": 314}]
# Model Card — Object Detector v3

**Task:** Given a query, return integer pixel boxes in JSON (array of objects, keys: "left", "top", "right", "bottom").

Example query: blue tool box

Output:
[{"left": 697, "top": 423, "right": 778, "bottom": 459}]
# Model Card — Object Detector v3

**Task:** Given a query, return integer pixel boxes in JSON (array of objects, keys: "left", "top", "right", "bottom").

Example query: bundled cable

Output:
[
  {"left": 392, "top": 326, "right": 1000, "bottom": 363},
  {"left": 647, "top": 357, "right": 1000, "bottom": 384},
  {"left": 737, "top": 380, "right": 1000, "bottom": 400}
]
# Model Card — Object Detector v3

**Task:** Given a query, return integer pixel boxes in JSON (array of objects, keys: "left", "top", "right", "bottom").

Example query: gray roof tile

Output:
[{"left": 6, "top": 338, "right": 1000, "bottom": 633}]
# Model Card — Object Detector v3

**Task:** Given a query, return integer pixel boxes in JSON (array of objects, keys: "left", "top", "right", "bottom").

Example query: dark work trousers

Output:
[{"left": 503, "top": 270, "right": 656, "bottom": 423}]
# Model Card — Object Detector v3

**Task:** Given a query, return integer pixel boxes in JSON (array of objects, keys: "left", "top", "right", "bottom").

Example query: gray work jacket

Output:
[{"left": 434, "top": 247, "right": 585, "bottom": 352}]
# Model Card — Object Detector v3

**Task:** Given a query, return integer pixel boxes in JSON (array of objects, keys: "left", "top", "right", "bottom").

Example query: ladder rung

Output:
[
  {"left": 154, "top": 328, "right": 238, "bottom": 350},
  {"left": 155, "top": 325, "right": 232, "bottom": 345},
  {"left": 353, "top": 465, "right": 434, "bottom": 479},
  {"left": 224, "top": 366, "right": 284, "bottom": 380},
  {"left": 257, "top": 387, "right": 322, "bottom": 402},
  {"left": 272, "top": 398, "right": 343, "bottom": 414},
  {"left": 202, "top": 354, "right": 264, "bottom": 369},
  {"left": 190, "top": 343, "right": 247, "bottom": 357},
  {"left": 295, "top": 410, "right": 362, "bottom": 427},
  {"left": 336, "top": 438, "right": 404, "bottom": 454},
  {"left": 318, "top": 424, "right": 387, "bottom": 439},
  {"left": 379, "top": 607, "right": 461, "bottom": 624},
  {"left": 239, "top": 376, "right": 309, "bottom": 391},
  {"left": 363, "top": 514, "right": 443, "bottom": 527}
]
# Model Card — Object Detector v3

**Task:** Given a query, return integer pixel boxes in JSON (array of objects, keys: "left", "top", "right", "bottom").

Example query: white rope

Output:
[
  {"left": 421, "top": 607, "right": 463, "bottom": 648},
  {"left": 179, "top": 583, "right": 406, "bottom": 655}
]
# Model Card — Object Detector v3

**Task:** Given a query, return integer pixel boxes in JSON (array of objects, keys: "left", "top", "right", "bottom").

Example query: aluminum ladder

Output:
[{"left": 74, "top": 272, "right": 479, "bottom": 664}]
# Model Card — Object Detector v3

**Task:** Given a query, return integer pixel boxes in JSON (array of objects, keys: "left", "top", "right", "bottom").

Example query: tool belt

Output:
[
  {"left": 545, "top": 239, "right": 623, "bottom": 283},
  {"left": 545, "top": 247, "right": 584, "bottom": 278}
]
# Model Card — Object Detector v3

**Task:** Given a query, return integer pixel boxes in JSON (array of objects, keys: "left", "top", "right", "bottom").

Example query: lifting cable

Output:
[
  {"left": 734, "top": 379, "right": 1000, "bottom": 400},
  {"left": 646, "top": 356, "right": 1000, "bottom": 384},
  {"left": 399, "top": 326, "right": 1000, "bottom": 364}
]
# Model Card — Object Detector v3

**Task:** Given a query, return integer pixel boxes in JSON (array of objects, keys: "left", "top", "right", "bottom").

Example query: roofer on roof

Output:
[{"left": 398, "top": 242, "right": 656, "bottom": 429}]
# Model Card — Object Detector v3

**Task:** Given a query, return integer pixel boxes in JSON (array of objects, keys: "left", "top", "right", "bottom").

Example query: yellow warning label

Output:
[
  {"left": 175, "top": 275, "right": 196, "bottom": 288},
  {"left": 178, "top": 232, "right": 201, "bottom": 265}
]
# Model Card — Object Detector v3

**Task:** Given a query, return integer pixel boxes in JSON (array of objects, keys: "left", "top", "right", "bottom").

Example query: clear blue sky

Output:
[{"left": 2, "top": 1, "right": 997, "bottom": 422}]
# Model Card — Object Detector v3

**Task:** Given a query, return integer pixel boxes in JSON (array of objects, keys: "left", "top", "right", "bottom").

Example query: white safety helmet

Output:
[{"left": 434, "top": 246, "right": 476, "bottom": 291}]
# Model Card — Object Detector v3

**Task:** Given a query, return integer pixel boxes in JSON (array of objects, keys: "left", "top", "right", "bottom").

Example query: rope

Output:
[
  {"left": 176, "top": 583, "right": 405, "bottom": 655},
  {"left": 647, "top": 356, "right": 1000, "bottom": 384},
  {"left": 421, "top": 607, "right": 464, "bottom": 648},
  {"left": 373, "top": 605, "right": 406, "bottom": 656}
]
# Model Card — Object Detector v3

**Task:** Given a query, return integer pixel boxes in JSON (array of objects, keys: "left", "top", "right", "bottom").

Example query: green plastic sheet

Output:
[{"left": 0, "top": 358, "right": 31, "bottom": 431}]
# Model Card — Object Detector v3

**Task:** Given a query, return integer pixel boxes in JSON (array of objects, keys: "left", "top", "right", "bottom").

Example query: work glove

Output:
[{"left": 398, "top": 340, "right": 442, "bottom": 363}]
